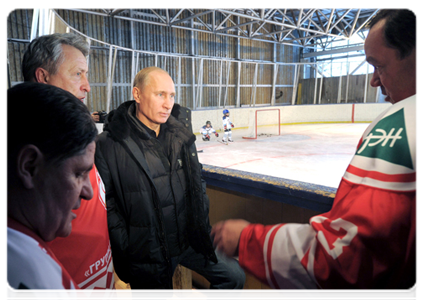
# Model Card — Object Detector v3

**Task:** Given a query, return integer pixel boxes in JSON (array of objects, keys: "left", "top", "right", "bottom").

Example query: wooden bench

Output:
[
  {"left": 113, "top": 265, "right": 192, "bottom": 289},
  {"left": 172, "top": 265, "right": 192, "bottom": 289}
]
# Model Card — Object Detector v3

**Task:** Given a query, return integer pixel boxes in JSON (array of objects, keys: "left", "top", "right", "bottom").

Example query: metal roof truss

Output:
[{"left": 71, "top": 8, "right": 379, "bottom": 49}]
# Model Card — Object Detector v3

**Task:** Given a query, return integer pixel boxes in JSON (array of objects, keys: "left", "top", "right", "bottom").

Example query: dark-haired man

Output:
[
  {"left": 365, "top": 10, "right": 415, "bottom": 104},
  {"left": 8, "top": 82, "right": 98, "bottom": 289},
  {"left": 212, "top": 9, "right": 416, "bottom": 289}
]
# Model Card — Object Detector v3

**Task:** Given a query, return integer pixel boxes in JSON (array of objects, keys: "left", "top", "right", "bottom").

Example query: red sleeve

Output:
[
  {"left": 238, "top": 180, "right": 415, "bottom": 289},
  {"left": 304, "top": 180, "right": 415, "bottom": 288}
]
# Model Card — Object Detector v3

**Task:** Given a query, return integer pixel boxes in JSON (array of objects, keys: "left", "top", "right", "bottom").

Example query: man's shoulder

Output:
[
  {"left": 95, "top": 131, "right": 123, "bottom": 159},
  {"left": 96, "top": 130, "right": 110, "bottom": 140},
  {"left": 100, "top": 100, "right": 135, "bottom": 140},
  {"left": 8, "top": 228, "right": 43, "bottom": 279},
  {"left": 96, "top": 130, "right": 113, "bottom": 146},
  {"left": 343, "top": 94, "right": 416, "bottom": 191},
  {"left": 8, "top": 227, "right": 69, "bottom": 289},
  {"left": 171, "top": 104, "right": 193, "bottom": 133}
]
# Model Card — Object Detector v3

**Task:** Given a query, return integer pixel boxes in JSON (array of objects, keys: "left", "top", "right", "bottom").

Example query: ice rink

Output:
[{"left": 196, "top": 123, "right": 370, "bottom": 189}]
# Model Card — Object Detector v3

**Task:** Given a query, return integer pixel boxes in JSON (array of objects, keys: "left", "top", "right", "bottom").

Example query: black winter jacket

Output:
[{"left": 95, "top": 101, "right": 217, "bottom": 288}]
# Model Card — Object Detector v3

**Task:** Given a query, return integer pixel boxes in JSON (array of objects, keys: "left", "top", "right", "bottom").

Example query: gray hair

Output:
[{"left": 22, "top": 33, "right": 90, "bottom": 82}]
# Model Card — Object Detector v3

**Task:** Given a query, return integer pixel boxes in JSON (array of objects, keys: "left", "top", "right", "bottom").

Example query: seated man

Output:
[{"left": 7, "top": 82, "right": 98, "bottom": 289}]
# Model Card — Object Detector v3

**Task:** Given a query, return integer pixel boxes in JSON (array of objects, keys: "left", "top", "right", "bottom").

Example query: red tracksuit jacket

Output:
[{"left": 239, "top": 95, "right": 416, "bottom": 289}]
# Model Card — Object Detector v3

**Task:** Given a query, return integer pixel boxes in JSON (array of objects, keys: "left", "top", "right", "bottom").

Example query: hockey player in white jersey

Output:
[
  {"left": 200, "top": 121, "right": 219, "bottom": 141},
  {"left": 222, "top": 109, "right": 234, "bottom": 142}
]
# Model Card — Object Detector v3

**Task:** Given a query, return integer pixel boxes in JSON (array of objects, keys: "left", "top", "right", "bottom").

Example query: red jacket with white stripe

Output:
[{"left": 238, "top": 95, "right": 416, "bottom": 289}]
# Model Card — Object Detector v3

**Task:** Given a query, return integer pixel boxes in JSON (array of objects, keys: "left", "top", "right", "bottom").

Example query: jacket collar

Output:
[{"left": 104, "top": 101, "right": 196, "bottom": 146}]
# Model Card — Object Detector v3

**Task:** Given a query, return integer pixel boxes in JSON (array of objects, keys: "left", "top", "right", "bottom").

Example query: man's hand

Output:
[
  {"left": 91, "top": 112, "right": 100, "bottom": 122},
  {"left": 211, "top": 219, "right": 250, "bottom": 257}
]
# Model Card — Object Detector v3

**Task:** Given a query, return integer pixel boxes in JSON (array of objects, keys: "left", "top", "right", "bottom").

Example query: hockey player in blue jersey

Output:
[
  {"left": 200, "top": 120, "right": 219, "bottom": 141},
  {"left": 222, "top": 109, "right": 234, "bottom": 142}
]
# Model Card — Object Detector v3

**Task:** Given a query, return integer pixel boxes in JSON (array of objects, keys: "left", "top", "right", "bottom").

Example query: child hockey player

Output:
[
  {"left": 200, "top": 120, "right": 219, "bottom": 141},
  {"left": 222, "top": 109, "right": 235, "bottom": 142}
]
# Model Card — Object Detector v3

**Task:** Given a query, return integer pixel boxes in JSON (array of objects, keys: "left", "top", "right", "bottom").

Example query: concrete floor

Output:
[{"left": 196, "top": 123, "right": 370, "bottom": 189}]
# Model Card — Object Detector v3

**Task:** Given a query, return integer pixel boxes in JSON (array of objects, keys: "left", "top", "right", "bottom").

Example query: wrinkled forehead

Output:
[{"left": 59, "top": 44, "right": 89, "bottom": 71}]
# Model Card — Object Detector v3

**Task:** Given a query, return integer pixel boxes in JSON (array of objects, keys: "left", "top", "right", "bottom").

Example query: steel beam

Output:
[
  {"left": 109, "top": 9, "right": 126, "bottom": 16},
  {"left": 170, "top": 10, "right": 214, "bottom": 26},
  {"left": 302, "top": 45, "right": 364, "bottom": 58}
]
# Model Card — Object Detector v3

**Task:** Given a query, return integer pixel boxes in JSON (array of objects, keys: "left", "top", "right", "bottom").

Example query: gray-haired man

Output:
[{"left": 21, "top": 33, "right": 114, "bottom": 289}]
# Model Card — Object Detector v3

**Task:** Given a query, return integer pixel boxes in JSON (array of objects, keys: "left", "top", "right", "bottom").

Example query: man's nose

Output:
[
  {"left": 164, "top": 95, "right": 174, "bottom": 109},
  {"left": 370, "top": 71, "right": 381, "bottom": 88},
  {"left": 81, "top": 175, "right": 94, "bottom": 201},
  {"left": 81, "top": 76, "right": 91, "bottom": 93}
]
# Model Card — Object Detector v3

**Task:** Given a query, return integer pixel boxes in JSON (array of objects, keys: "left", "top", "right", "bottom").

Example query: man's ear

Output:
[
  {"left": 133, "top": 86, "right": 141, "bottom": 103},
  {"left": 16, "top": 145, "right": 44, "bottom": 189},
  {"left": 34, "top": 67, "right": 49, "bottom": 84}
]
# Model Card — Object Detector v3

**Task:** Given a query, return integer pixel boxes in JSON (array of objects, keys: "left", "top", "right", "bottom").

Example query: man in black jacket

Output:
[{"left": 95, "top": 66, "right": 245, "bottom": 289}]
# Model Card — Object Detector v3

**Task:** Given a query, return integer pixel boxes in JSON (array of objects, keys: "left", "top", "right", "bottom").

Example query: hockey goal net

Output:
[{"left": 242, "top": 109, "right": 281, "bottom": 139}]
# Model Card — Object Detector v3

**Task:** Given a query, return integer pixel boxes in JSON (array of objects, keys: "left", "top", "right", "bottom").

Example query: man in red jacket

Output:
[
  {"left": 21, "top": 33, "right": 114, "bottom": 289},
  {"left": 212, "top": 9, "right": 416, "bottom": 289}
]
